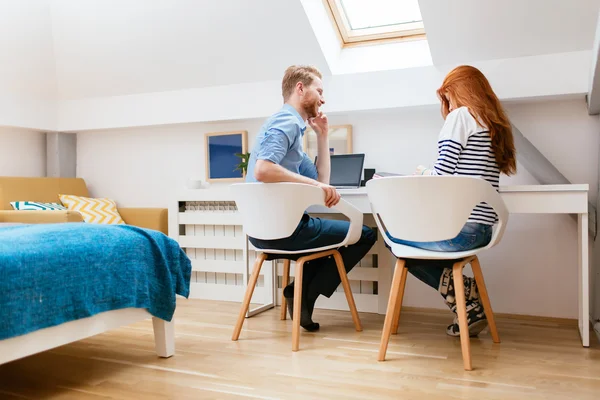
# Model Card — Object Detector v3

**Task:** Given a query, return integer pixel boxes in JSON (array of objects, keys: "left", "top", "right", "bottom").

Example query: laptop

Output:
[{"left": 324, "top": 154, "right": 365, "bottom": 189}]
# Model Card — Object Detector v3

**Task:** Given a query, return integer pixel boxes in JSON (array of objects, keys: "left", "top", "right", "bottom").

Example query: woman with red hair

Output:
[{"left": 388, "top": 65, "right": 516, "bottom": 337}]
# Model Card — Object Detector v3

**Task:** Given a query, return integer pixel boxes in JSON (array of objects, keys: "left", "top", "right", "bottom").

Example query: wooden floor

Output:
[{"left": 1, "top": 300, "right": 599, "bottom": 400}]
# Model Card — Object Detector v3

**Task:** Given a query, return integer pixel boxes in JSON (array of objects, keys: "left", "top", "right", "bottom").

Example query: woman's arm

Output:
[{"left": 417, "top": 107, "right": 472, "bottom": 176}]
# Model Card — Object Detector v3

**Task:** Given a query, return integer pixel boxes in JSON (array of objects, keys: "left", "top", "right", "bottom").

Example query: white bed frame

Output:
[{"left": 0, "top": 308, "right": 174, "bottom": 365}]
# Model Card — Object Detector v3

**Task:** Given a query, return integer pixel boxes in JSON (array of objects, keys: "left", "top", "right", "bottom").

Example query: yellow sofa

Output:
[{"left": 0, "top": 177, "right": 168, "bottom": 234}]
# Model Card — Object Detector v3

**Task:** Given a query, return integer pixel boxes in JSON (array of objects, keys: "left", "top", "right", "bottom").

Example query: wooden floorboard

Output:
[{"left": 1, "top": 299, "right": 599, "bottom": 399}]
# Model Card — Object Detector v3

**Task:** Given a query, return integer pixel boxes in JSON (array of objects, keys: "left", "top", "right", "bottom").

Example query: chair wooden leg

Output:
[
  {"left": 471, "top": 256, "right": 500, "bottom": 343},
  {"left": 232, "top": 253, "right": 267, "bottom": 341},
  {"left": 333, "top": 251, "right": 362, "bottom": 332},
  {"left": 453, "top": 261, "right": 473, "bottom": 371},
  {"left": 280, "top": 259, "right": 290, "bottom": 320},
  {"left": 392, "top": 259, "right": 408, "bottom": 335},
  {"left": 292, "top": 259, "right": 304, "bottom": 352},
  {"left": 378, "top": 259, "right": 406, "bottom": 361}
]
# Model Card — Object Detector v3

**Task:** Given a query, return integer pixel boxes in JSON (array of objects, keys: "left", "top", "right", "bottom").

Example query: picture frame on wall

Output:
[
  {"left": 302, "top": 124, "right": 353, "bottom": 161},
  {"left": 205, "top": 130, "right": 248, "bottom": 183}
]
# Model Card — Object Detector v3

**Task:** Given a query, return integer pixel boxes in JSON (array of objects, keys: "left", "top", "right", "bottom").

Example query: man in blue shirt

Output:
[{"left": 246, "top": 65, "right": 376, "bottom": 331}]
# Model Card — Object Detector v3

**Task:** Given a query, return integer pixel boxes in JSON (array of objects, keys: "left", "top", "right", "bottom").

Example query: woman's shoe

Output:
[
  {"left": 446, "top": 301, "right": 488, "bottom": 337},
  {"left": 438, "top": 268, "right": 480, "bottom": 309}
]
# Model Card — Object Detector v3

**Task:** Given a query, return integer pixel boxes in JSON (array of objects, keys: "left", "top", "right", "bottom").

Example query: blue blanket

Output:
[{"left": 0, "top": 223, "right": 191, "bottom": 340}]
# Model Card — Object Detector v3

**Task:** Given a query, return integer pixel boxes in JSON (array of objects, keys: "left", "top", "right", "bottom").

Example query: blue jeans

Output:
[
  {"left": 386, "top": 222, "right": 493, "bottom": 290},
  {"left": 249, "top": 213, "right": 377, "bottom": 299}
]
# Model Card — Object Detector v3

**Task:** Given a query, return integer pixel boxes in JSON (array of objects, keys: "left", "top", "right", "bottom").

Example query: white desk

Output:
[{"left": 308, "top": 184, "right": 591, "bottom": 347}]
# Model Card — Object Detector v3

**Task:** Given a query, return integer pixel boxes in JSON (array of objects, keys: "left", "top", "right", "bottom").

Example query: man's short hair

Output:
[{"left": 281, "top": 65, "right": 322, "bottom": 101}]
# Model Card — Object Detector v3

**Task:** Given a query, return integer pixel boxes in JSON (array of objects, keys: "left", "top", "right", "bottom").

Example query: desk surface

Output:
[
  {"left": 338, "top": 184, "right": 589, "bottom": 196},
  {"left": 332, "top": 183, "right": 589, "bottom": 216},
  {"left": 175, "top": 184, "right": 590, "bottom": 201}
]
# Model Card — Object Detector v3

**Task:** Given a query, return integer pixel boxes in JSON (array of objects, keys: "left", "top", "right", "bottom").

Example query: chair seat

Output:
[
  {"left": 257, "top": 243, "right": 343, "bottom": 258},
  {"left": 389, "top": 242, "right": 482, "bottom": 260}
]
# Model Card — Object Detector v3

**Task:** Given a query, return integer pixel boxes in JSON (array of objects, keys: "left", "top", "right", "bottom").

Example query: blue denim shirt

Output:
[{"left": 246, "top": 104, "right": 318, "bottom": 182}]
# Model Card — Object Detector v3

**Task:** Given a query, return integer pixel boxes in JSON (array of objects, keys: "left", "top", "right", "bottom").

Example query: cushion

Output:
[
  {"left": 58, "top": 194, "right": 126, "bottom": 225},
  {"left": 10, "top": 201, "right": 67, "bottom": 211}
]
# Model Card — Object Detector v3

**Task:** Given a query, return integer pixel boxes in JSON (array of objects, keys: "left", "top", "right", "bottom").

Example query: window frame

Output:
[{"left": 323, "top": 0, "right": 425, "bottom": 47}]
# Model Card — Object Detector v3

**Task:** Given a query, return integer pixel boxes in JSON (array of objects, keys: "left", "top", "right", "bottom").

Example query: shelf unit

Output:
[{"left": 169, "top": 188, "right": 388, "bottom": 314}]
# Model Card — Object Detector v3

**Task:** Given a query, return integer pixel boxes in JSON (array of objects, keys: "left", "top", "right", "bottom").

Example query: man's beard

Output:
[{"left": 302, "top": 99, "right": 319, "bottom": 119}]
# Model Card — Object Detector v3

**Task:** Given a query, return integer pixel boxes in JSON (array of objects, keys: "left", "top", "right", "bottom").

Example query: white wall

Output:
[
  {"left": 58, "top": 50, "right": 591, "bottom": 132},
  {"left": 77, "top": 98, "right": 597, "bottom": 319},
  {"left": 508, "top": 99, "right": 600, "bottom": 202},
  {"left": 0, "top": 128, "right": 46, "bottom": 177},
  {"left": 77, "top": 120, "right": 265, "bottom": 205},
  {"left": 46, "top": 132, "right": 77, "bottom": 178},
  {"left": 0, "top": 0, "right": 57, "bottom": 130}
]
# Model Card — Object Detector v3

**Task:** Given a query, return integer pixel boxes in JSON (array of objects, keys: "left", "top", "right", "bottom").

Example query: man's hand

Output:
[
  {"left": 308, "top": 112, "right": 329, "bottom": 137},
  {"left": 316, "top": 182, "right": 340, "bottom": 208}
]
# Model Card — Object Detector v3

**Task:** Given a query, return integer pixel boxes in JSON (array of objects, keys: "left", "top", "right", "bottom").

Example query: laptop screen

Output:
[{"left": 328, "top": 154, "right": 365, "bottom": 187}]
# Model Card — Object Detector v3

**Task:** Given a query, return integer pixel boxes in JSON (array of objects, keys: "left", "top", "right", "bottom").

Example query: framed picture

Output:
[
  {"left": 205, "top": 130, "right": 248, "bottom": 182},
  {"left": 302, "top": 124, "right": 353, "bottom": 161}
]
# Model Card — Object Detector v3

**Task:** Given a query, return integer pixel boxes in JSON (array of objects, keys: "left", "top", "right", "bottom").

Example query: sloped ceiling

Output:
[
  {"left": 0, "top": 0, "right": 57, "bottom": 129},
  {"left": 49, "top": 0, "right": 600, "bottom": 101},
  {"left": 50, "top": 0, "right": 329, "bottom": 100},
  {"left": 0, "top": 1, "right": 56, "bottom": 100},
  {"left": 420, "top": 0, "right": 600, "bottom": 65},
  {"left": 3, "top": 0, "right": 600, "bottom": 130}
]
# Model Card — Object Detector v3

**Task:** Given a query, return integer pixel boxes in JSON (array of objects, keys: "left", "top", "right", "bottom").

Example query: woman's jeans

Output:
[{"left": 386, "top": 222, "right": 493, "bottom": 290}]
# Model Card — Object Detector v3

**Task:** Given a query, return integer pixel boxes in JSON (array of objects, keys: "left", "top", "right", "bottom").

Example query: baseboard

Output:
[
  {"left": 594, "top": 322, "right": 600, "bottom": 343},
  {"left": 381, "top": 306, "right": 580, "bottom": 326}
]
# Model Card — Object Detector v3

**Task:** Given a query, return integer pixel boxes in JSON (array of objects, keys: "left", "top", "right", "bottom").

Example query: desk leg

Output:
[
  {"left": 247, "top": 260, "right": 275, "bottom": 317},
  {"left": 244, "top": 235, "right": 275, "bottom": 318},
  {"left": 377, "top": 231, "right": 395, "bottom": 315},
  {"left": 578, "top": 213, "right": 590, "bottom": 347}
]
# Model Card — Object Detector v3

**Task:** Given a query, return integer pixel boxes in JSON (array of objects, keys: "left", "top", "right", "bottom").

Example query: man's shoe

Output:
[{"left": 283, "top": 284, "right": 320, "bottom": 332}]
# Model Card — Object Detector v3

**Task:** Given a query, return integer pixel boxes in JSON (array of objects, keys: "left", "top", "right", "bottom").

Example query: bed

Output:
[{"left": 0, "top": 222, "right": 192, "bottom": 365}]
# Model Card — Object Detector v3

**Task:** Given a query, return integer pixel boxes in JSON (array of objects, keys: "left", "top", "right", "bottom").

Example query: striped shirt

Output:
[{"left": 429, "top": 107, "right": 499, "bottom": 225}]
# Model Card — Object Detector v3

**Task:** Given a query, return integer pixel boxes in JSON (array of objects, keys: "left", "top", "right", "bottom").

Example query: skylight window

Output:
[{"left": 324, "top": 0, "right": 425, "bottom": 46}]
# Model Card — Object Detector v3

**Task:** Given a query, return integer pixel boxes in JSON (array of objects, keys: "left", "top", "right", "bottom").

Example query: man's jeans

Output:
[{"left": 250, "top": 213, "right": 377, "bottom": 299}]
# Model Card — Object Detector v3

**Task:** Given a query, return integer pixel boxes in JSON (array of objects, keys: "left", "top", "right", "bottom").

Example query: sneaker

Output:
[
  {"left": 438, "top": 268, "right": 480, "bottom": 310},
  {"left": 446, "top": 301, "right": 488, "bottom": 337}
]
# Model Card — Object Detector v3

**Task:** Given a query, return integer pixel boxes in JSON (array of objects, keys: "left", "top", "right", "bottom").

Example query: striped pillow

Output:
[
  {"left": 10, "top": 201, "right": 67, "bottom": 211},
  {"left": 58, "top": 194, "right": 126, "bottom": 225}
]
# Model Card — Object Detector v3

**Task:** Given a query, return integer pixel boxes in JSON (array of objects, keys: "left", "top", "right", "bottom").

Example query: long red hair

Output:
[{"left": 437, "top": 65, "right": 516, "bottom": 175}]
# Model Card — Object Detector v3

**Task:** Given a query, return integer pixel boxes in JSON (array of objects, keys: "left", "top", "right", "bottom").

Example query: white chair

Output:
[
  {"left": 230, "top": 182, "right": 364, "bottom": 351},
  {"left": 366, "top": 175, "right": 508, "bottom": 371}
]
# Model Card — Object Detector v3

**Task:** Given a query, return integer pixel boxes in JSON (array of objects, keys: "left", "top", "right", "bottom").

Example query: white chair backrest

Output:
[
  {"left": 366, "top": 176, "right": 508, "bottom": 247},
  {"left": 230, "top": 182, "right": 326, "bottom": 240}
]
